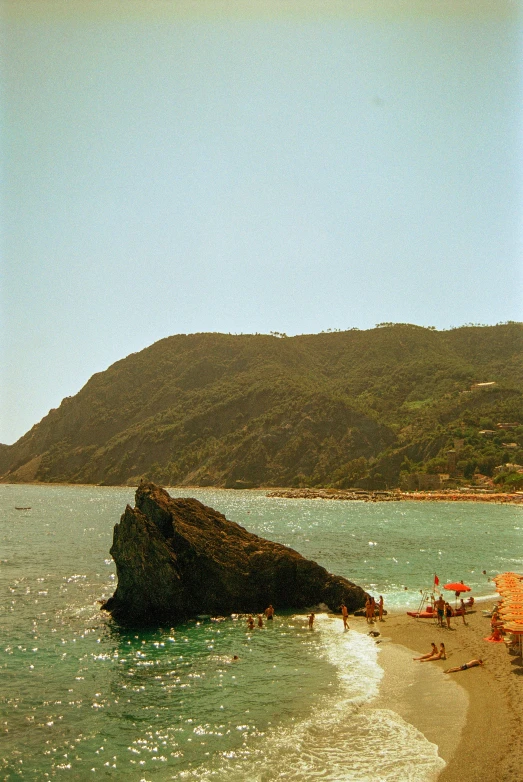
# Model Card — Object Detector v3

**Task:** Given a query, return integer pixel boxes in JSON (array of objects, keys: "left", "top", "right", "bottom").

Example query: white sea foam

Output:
[{"left": 196, "top": 616, "right": 445, "bottom": 782}]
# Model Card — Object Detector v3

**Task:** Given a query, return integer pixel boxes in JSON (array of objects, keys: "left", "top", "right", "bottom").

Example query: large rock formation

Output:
[{"left": 102, "top": 482, "right": 367, "bottom": 626}]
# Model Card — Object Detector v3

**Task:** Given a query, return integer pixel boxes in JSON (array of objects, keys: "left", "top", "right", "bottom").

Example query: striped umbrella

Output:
[{"left": 503, "top": 621, "right": 523, "bottom": 655}]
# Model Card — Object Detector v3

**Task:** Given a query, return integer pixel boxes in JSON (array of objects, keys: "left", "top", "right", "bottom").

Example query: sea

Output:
[{"left": 1, "top": 484, "right": 521, "bottom": 782}]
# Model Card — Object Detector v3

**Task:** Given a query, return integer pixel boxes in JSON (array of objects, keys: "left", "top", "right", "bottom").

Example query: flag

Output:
[{"left": 434, "top": 574, "right": 439, "bottom": 586}]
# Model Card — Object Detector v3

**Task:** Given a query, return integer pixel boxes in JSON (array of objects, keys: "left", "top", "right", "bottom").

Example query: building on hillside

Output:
[
  {"left": 470, "top": 381, "right": 497, "bottom": 390},
  {"left": 502, "top": 443, "right": 519, "bottom": 450},
  {"left": 478, "top": 430, "right": 496, "bottom": 436},
  {"left": 494, "top": 463, "right": 523, "bottom": 476},
  {"left": 496, "top": 422, "right": 519, "bottom": 430}
]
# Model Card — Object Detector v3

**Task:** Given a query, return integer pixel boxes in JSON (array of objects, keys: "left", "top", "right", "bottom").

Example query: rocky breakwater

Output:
[{"left": 102, "top": 482, "right": 367, "bottom": 626}]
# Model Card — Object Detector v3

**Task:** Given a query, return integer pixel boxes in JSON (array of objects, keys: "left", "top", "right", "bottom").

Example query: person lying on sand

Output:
[
  {"left": 413, "top": 643, "right": 437, "bottom": 661},
  {"left": 445, "top": 659, "right": 483, "bottom": 673},
  {"left": 420, "top": 642, "right": 446, "bottom": 662}
]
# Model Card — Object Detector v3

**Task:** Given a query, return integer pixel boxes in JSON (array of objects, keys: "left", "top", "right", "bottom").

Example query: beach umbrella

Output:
[
  {"left": 503, "top": 622, "right": 523, "bottom": 655},
  {"left": 444, "top": 582, "right": 471, "bottom": 592},
  {"left": 444, "top": 581, "right": 471, "bottom": 608}
]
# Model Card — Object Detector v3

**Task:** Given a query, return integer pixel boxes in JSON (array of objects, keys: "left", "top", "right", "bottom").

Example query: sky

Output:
[{"left": 1, "top": 0, "right": 522, "bottom": 444}]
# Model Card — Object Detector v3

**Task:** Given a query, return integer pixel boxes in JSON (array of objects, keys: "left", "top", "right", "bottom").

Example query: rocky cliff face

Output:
[{"left": 102, "top": 482, "right": 367, "bottom": 626}]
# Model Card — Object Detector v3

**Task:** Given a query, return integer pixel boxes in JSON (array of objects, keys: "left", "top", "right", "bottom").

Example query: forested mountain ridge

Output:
[{"left": 1, "top": 323, "right": 522, "bottom": 489}]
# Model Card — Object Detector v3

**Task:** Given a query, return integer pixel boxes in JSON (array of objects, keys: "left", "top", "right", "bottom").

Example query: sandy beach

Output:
[{"left": 354, "top": 601, "right": 523, "bottom": 781}]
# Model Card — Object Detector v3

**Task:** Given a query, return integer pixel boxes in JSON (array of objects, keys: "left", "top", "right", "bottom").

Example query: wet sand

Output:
[{"left": 353, "top": 602, "right": 523, "bottom": 782}]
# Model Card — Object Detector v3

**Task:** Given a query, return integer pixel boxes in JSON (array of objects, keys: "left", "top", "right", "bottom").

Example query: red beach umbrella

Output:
[
  {"left": 444, "top": 582, "right": 471, "bottom": 593},
  {"left": 444, "top": 581, "right": 471, "bottom": 608}
]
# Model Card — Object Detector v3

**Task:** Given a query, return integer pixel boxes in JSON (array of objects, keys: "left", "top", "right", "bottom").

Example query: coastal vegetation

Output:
[{"left": 0, "top": 323, "right": 521, "bottom": 489}]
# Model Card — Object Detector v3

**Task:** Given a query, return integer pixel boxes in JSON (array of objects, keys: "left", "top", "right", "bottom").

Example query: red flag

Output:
[{"left": 434, "top": 574, "right": 439, "bottom": 586}]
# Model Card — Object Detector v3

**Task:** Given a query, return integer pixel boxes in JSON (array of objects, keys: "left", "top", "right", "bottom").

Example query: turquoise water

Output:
[{"left": 1, "top": 485, "right": 521, "bottom": 781}]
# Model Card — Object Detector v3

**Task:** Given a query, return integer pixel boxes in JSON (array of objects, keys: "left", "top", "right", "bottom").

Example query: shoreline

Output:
[
  {"left": 2, "top": 481, "right": 522, "bottom": 505},
  {"left": 361, "top": 601, "right": 523, "bottom": 782},
  {"left": 266, "top": 487, "right": 523, "bottom": 504}
]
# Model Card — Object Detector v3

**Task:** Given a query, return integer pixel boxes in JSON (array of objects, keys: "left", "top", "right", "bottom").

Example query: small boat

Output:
[
  {"left": 15, "top": 506, "right": 31, "bottom": 510},
  {"left": 407, "top": 606, "right": 465, "bottom": 618}
]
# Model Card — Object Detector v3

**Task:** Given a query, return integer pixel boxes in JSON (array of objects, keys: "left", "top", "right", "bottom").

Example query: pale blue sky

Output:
[{"left": 1, "top": 1, "right": 522, "bottom": 444}]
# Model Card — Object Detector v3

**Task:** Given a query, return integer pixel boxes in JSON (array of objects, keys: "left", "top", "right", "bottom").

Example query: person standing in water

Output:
[
  {"left": 308, "top": 612, "right": 315, "bottom": 630},
  {"left": 264, "top": 605, "right": 275, "bottom": 621},
  {"left": 378, "top": 595, "right": 384, "bottom": 622},
  {"left": 257, "top": 614, "right": 264, "bottom": 628},
  {"left": 340, "top": 603, "right": 349, "bottom": 631}
]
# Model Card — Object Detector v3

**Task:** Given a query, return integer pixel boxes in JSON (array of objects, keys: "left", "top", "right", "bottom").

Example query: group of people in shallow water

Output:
[
  {"left": 245, "top": 600, "right": 363, "bottom": 633},
  {"left": 246, "top": 604, "right": 275, "bottom": 630},
  {"left": 365, "top": 595, "right": 385, "bottom": 623},
  {"left": 245, "top": 596, "right": 384, "bottom": 634}
]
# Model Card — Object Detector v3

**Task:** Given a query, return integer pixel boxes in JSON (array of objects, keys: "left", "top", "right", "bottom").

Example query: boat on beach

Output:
[{"left": 407, "top": 606, "right": 466, "bottom": 618}]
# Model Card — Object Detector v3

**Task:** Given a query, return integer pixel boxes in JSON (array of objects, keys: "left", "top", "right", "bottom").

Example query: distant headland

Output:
[{"left": 0, "top": 323, "right": 521, "bottom": 491}]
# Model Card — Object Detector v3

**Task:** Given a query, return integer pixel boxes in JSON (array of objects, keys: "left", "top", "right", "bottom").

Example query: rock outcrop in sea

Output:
[{"left": 102, "top": 482, "right": 368, "bottom": 626}]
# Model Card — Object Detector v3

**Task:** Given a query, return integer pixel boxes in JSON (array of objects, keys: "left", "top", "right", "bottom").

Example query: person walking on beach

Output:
[
  {"left": 340, "top": 603, "right": 349, "bottom": 630},
  {"left": 264, "top": 605, "right": 275, "bottom": 621},
  {"left": 435, "top": 595, "right": 445, "bottom": 627},
  {"left": 378, "top": 595, "right": 384, "bottom": 622},
  {"left": 445, "top": 659, "right": 483, "bottom": 673},
  {"left": 445, "top": 602, "right": 453, "bottom": 630}
]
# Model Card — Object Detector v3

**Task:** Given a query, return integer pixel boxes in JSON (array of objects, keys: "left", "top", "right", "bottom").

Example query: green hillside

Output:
[{"left": 1, "top": 323, "right": 522, "bottom": 489}]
